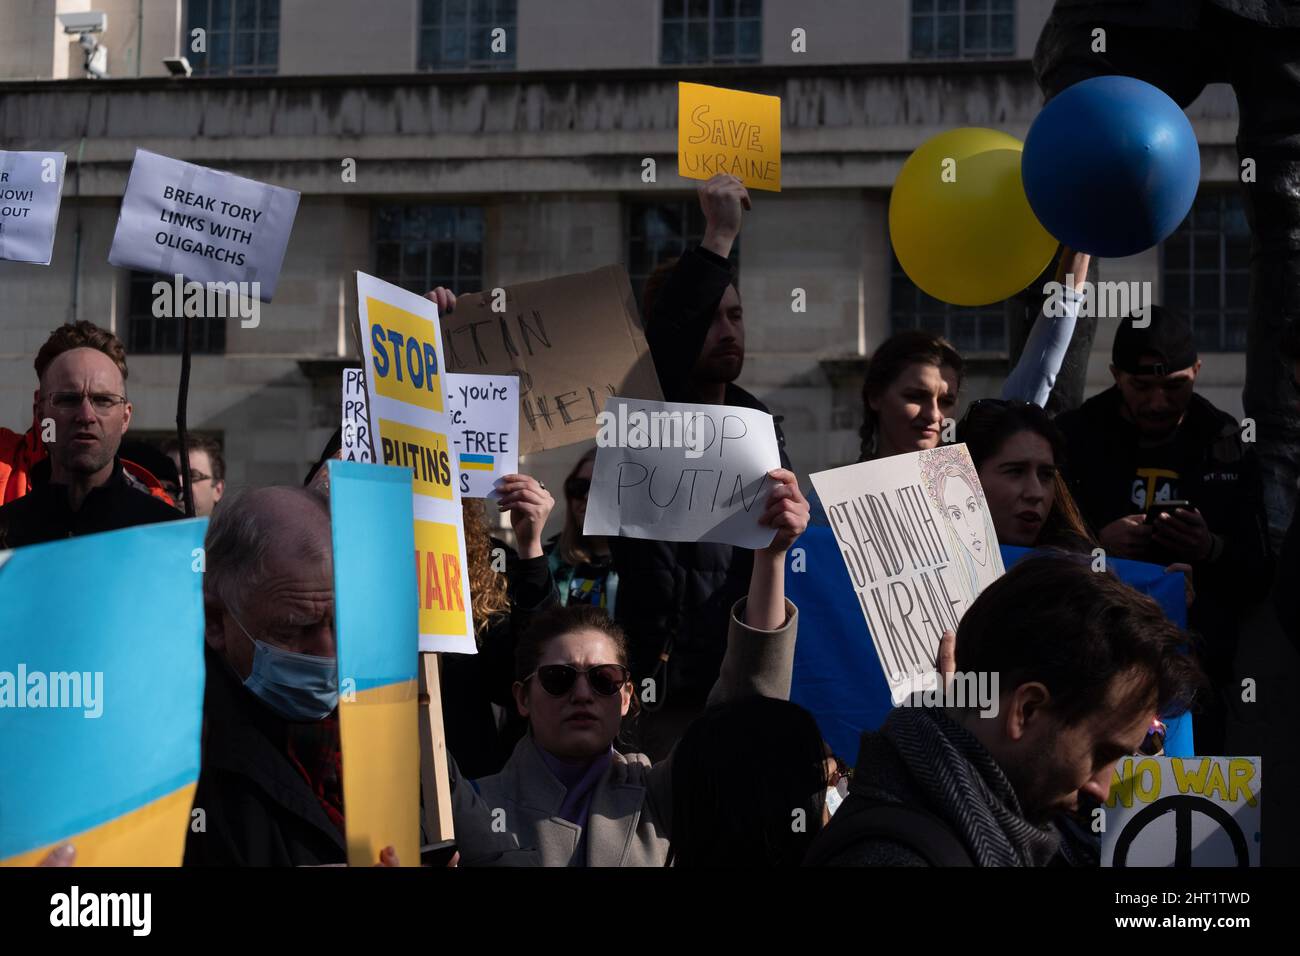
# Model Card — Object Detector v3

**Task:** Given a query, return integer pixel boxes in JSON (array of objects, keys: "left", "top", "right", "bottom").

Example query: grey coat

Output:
[{"left": 451, "top": 597, "right": 798, "bottom": 867}]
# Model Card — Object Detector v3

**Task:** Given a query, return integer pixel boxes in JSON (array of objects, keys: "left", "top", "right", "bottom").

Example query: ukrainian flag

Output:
[
  {"left": 328, "top": 461, "right": 421, "bottom": 867},
  {"left": 0, "top": 520, "right": 207, "bottom": 866},
  {"left": 460, "top": 453, "right": 495, "bottom": 472}
]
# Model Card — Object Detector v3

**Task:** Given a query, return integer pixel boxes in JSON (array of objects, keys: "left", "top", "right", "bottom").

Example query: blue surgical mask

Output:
[{"left": 231, "top": 613, "right": 338, "bottom": 722}]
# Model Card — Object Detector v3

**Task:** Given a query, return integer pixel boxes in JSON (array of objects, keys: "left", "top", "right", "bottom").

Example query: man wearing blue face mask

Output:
[{"left": 184, "top": 484, "right": 355, "bottom": 866}]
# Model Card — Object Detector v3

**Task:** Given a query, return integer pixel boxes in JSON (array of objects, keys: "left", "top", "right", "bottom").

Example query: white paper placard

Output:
[
  {"left": 444, "top": 373, "right": 519, "bottom": 499},
  {"left": 0, "top": 150, "right": 67, "bottom": 266}
]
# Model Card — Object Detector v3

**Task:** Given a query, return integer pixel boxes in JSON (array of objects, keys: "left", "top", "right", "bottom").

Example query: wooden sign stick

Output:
[{"left": 418, "top": 651, "right": 455, "bottom": 843}]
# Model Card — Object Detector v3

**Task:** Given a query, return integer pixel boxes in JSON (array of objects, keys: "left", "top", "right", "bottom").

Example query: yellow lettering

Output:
[{"left": 1228, "top": 758, "right": 1258, "bottom": 807}]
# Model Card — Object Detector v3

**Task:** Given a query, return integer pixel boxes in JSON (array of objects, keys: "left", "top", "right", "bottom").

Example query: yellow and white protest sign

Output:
[
  {"left": 356, "top": 272, "right": 475, "bottom": 654},
  {"left": 678, "top": 82, "right": 781, "bottom": 192}
]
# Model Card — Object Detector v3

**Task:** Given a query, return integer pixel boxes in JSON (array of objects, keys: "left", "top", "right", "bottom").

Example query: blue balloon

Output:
[{"left": 1022, "top": 75, "right": 1201, "bottom": 258}]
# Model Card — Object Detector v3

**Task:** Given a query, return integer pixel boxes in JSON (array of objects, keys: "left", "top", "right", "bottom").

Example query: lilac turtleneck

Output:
[{"left": 535, "top": 739, "right": 614, "bottom": 830}]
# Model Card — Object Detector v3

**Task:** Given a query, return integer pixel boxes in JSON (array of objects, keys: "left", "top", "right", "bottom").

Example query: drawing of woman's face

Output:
[{"left": 941, "top": 473, "right": 987, "bottom": 567}]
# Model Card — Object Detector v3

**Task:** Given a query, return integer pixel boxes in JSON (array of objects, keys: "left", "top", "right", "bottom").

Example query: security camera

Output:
[
  {"left": 58, "top": 12, "right": 107, "bottom": 35},
  {"left": 163, "top": 56, "right": 193, "bottom": 77}
]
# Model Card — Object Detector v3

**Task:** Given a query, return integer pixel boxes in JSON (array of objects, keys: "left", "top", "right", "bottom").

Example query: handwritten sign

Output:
[
  {"left": 108, "top": 149, "right": 300, "bottom": 301},
  {"left": 1103, "top": 757, "right": 1261, "bottom": 867},
  {"left": 0, "top": 150, "right": 66, "bottom": 266},
  {"left": 444, "top": 373, "right": 519, "bottom": 499},
  {"left": 678, "top": 82, "right": 782, "bottom": 192},
  {"left": 443, "top": 265, "right": 663, "bottom": 455},
  {"left": 583, "top": 397, "right": 779, "bottom": 549},
  {"left": 809, "top": 444, "right": 1006, "bottom": 705},
  {"left": 342, "top": 368, "right": 375, "bottom": 463},
  {"left": 356, "top": 272, "right": 475, "bottom": 655}
]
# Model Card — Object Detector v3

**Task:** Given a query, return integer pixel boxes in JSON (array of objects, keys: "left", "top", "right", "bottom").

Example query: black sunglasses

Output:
[
  {"left": 565, "top": 476, "right": 591, "bottom": 499},
  {"left": 526, "top": 663, "right": 629, "bottom": 697}
]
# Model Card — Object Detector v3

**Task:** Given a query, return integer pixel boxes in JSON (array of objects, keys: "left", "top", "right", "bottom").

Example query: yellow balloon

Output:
[{"left": 889, "top": 128, "right": 1057, "bottom": 307}]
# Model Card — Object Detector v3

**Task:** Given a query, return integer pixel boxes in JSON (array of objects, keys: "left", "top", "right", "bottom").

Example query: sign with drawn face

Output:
[
  {"left": 1103, "top": 756, "right": 1262, "bottom": 867},
  {"left": 809, "top": 443, "right": 1005, "bottom": 704}
]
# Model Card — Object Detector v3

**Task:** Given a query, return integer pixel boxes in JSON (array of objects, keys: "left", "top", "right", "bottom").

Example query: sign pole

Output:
[{"left": 417, "top": 651, "right": 455, "bottom": 842}]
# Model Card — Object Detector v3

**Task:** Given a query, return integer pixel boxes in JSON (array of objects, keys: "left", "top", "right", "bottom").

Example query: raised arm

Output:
[{"left": 1002, "top": 247, "right": 1090, "bottom": 407}]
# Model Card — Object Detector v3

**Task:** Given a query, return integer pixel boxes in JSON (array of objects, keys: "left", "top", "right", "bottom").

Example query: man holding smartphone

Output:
[{"left": 1055, "top": 307, "right": 1272, "bottom": 753}]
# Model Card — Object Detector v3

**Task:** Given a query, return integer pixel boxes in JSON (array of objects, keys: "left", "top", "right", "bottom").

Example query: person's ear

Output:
[
  {"left": 1108, "top": 364, "right": 1120, "bottom": 385},
  {"left": 1005, "top": 682, "right": 1050, "bottom": 742},
  {"left": 1191, "top": 359, "right": 1202, "bottom": 379},
  {"left": 213, "top": 479, "right": 225, "bottom": 502},
  {"left": 120, "top": 400, "right": 132, "bottom": 435},
  {"left": 204, "top": 594, "right": 228, "bottom": 653},
  {"left": 31, "top": 389, "right": 41, "bottom": 429},
  {"left": 619, "top": 681, "right": 632, "bottom": 718},
  {"left": 512, "top": 680, "right": 530, "bottom": 719}
]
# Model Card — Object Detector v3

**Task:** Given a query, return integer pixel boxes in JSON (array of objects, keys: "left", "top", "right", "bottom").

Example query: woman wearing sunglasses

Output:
[
  {"left": 545, "top": 448, "right": 619, "bottom": 614},
  {"left": 456, "top": 468, "right": 809, "bottom": 867}
]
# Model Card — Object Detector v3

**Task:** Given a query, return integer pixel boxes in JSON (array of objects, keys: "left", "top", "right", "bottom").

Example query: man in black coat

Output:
[
  {"left": 1055, "top": 308, "right": 1272, "bottom": 753},
  {"left": 611, "top": 173, "right": 793, "bottom": 760},
  {"left": 0, "top": 321, "right": 178, "bottom": 549}
]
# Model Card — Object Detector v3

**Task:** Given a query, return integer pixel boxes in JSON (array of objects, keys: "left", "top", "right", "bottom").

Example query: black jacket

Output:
[
  {"left": 440, "top": 538, "right": 559, "bottom": 781},
  {"left": 613, "top": 245, "right": 792, "bottom": 710},
  {"left": 0, "top": 456, "right": 180, "bottom": 549},
  {"left": 184, "top": 648, "right": 347, "bottom": 867},
  {"left": 1055, "top": 386, "right": 1273, "bottom": 680}
]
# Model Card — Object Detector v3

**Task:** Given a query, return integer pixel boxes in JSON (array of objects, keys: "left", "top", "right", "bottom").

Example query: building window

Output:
[
  {"left": 911, "top": 0, "right": 1014, "bottom": 60},
  {"left": 1161, "top": 191, "right": 1250, "bottom": 352},
  {"left": 373, "top": 205, "right": 485, "bottom": 296},
  {"left": 418, "top": 0, "right": 517, "bottom": 71},
  {"left": 661, "top": 0, "right": 762, "bottom": 65},
  {"left": 626, "top": 200, "right": 740, "bottom": 313},
  {"left": 126, "top": 272, "right": 227, "bottom": 355},
  {"left": 186, "top": 0, "right": 279, "bottom": 76},
  {"left": 889, "top": 251, "right": 1008, "bottom": 354}
]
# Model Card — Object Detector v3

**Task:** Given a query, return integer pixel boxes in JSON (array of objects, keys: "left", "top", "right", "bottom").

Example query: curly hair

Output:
[
  {"left": 34, "top": 321, "right": 129, "bottom": 384},
  {"left": 919, "top": 443, "right": 984, "bottom": 513},
  {"left": 462, "top": 497, "right": 510, "bottom": 639}
]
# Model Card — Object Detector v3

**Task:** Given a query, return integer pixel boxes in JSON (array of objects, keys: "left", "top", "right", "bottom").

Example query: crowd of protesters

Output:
[{"left": 8, "top": 171, "right": 1299, "bottom": 868}]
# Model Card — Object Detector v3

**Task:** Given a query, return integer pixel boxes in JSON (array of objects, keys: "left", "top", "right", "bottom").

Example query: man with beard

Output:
[
  {"left": 0, "top": 322, "right": 179, "bottom": 548},
  {"left": 1053, "top": 308, "right": 1272, "bottom": 753},
  {"left": 612, "top": 172, "right": 794, "bottom": 760},
  {"left": 806, "top": 557, "right": 1203, "bottom": 867}
]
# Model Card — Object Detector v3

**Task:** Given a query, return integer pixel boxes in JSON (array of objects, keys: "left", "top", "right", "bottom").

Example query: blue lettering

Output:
[
  {"left": 370, "top": 324, "right": 390, "bottom": 379},
  {"left": 386, "top": 328, "right": 406, "bottom": 382},
  {"left": 406, "top": 337, "right": 424, "bottom": 389},
  {"left": 423, "top": 342, "right": 439, "bottom": 390}
]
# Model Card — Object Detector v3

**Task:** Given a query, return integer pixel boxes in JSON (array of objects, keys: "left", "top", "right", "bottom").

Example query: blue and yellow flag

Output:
[{"left": 0, "top": 519, "right": 207, "bottom": 865}]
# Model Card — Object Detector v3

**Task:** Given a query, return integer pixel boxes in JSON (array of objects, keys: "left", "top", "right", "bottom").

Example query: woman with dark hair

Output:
[
  {"left": 453, "top": 468, "right": 810, "bottom": 867},
  {"left": 545, "top": 447, "right": 618, "bottom": 613},
  {"left": 666, "top": 697, "right": 829, "bottom": 867}
]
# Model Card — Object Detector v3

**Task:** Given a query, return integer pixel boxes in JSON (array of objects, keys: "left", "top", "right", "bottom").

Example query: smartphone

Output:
[
  {"left": 1144, "top": 499, "right": 1192, "bottom": 525},
  {"left": 419, "top": 839, "right": 458, "bottom": 867}
]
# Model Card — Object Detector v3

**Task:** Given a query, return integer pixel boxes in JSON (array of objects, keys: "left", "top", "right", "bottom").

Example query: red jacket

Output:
[{"left": 0, "top": 425, "right": 175, "bottom": 507}]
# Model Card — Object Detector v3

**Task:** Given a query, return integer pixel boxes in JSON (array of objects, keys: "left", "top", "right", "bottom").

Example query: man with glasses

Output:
[
  {"left": 162, "top": 435, "right": 226, "bottom": 517},
  {"left": 0, "top": 321, "right": 179, "bottom": 548}
]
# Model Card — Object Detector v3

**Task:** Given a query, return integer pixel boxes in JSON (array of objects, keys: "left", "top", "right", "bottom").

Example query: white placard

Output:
[
  {"left": 107, "top": 149, "right": 299, "bottom": 301},
  {"left": 583, "top": 397, "right": 780, "bottom": 549},
  {"left": 444, "top": 373, "right": 519, "bottom": 499},
  {"left": 0, "top": 151, "right": 66, "bottom": 265},
  {"left": 810, "top": 444, "right": 1006, "bottom": 704},
  {"left": 1102, "top": 756, "right": 1262, "bottom": 867},
  {"left": 341, "top": 368, "right": 374, "bottom": 463},
  {"left": 355, "top": 272, "right": 474, "bottom": 654}
]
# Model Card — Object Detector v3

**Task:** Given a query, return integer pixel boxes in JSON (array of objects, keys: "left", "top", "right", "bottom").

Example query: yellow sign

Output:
[
  {"left": 378, "top": 418, "right": 454, "bottom": 501},
  {"left": 678, "top": 82, "right": 781, "bottom": 192},
  {"left": 415, "top": 519, "right": 469, "bottom": 638},
  {"left": 367, "top": 297, "right": 446, "bottom": 411}
]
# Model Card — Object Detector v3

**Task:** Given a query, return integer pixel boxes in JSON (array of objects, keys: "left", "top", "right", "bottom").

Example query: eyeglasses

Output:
[
  {"left": 565, "top": 476, "right": 591, "bottom": 499},
  {"left": 525, "top": 663, "right": 630, "bottom": 697},
  {"left": 45, "top": 391, "right": 127, "bottom": 413}
]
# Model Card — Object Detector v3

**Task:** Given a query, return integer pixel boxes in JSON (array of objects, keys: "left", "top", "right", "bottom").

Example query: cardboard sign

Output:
[
  {"left": 583, "top": 397, "right": 780, "bottom": 549},
  {"left": 356, "top": 272, "right": 475, "bottom": 654},
  {"left": 678, "top": 82, "right": 782, "bottom": 192},
  {"left": 341, "top": 368, "right": 375, "bottom": 463},
  {"left": 328, "top": 461, "right": 422, "bottom": 867},
  {"left": 108, "top": 149, "right": 300, "bottom": 301},
  {"left": 809, "top": 444, "right": 1006, "bottom": 704},
  {"left": 0, "top": 150, "right": 66, "bottom": 265},
  {"left": 0, "top": 520, "right": 207, "bottom": 866},
  {"left": 1103, "top": 757, "right": 1261, "bottom": 867},
  {"left": 443, "top": 265, "right": 663, "bottom": 454},
  {"left": 445, "top": 373, "right": 519, "bottom": 499}
]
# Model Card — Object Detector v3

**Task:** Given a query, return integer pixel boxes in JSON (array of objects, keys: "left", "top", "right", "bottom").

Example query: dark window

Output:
[
  {"left": 1160, "top": 190, "right": 1250, "bottom": 352},
  {"left": 911, "top": 0, "right": 1014, "bottom": 60},
  {"left": 373, "top": 204, "right": 486, "bottom": 296},
  {"left": 662, "top": 0, "right": 762, "bottom": 65},
  {"left": 625, "top": 199, "right": 740, "bottom": 312},
  {"left": 419, "top": 0, "right": 516, "bottom": 71},
  {"left": 126, "top": 271, "right": 227, "bottom": 355},
  {"left": 186, "top": 0, "right": 279, "bottom": 76},
  {"left": 889, "top": 250, "right": 1009, "bottom": 354}
]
